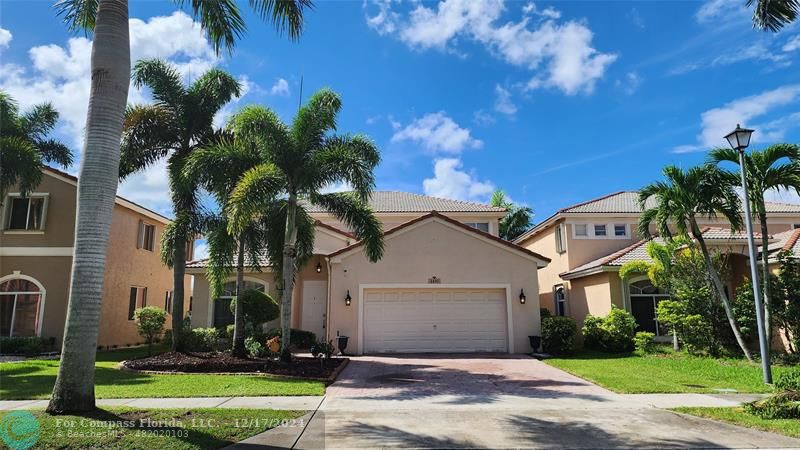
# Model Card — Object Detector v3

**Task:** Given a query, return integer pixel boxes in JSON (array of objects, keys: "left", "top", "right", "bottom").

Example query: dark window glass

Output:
[
  {"left": 8, "top": 198, "right": 29, "bottom": 229},
  {"left": 128, "top": 287, "right": 137, "bottom": 320}
]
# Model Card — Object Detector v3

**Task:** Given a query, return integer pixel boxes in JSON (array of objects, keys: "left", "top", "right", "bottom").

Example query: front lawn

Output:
[
  {"left": 546, "top": 351, "right": 789, "bottom": 393},
  {"left": 0, "top": 346, "right": 325, "bottom": 400},
  {"left": 4, "top": 407, "right": 305, "bottom": 449},
  {"left": 674, "top": 407, "right": 800, "bottom": 438}
]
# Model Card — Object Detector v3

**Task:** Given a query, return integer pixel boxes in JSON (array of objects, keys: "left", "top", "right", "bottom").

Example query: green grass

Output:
[
  {"left": 4, "top": 407, "right": 305, "bottom": 449},
  {"left": 0, "top": 346, "right": 325, "bottom": 400},
  {"left": 674, "top": 407, "right": 800, "bottom": 438},
  {"left": 546, "top": 350, "right": 789, "bottom": 393}
]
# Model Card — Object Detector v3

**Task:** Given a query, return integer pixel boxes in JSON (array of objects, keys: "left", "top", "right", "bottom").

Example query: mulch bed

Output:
[{"left": 122, "top": 351, "right": 346, "bottom": 379}]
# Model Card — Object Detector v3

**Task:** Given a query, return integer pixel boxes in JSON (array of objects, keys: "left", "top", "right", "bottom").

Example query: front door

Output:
[
  {"left": 301, "top": 280, "right": 327, "bottom": 341},
  {"left": 631, "top": 296, "right": 657, "bottom": 333}
]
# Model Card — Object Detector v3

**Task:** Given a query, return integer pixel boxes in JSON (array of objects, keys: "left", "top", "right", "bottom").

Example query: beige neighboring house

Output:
[
  {"left": 188, "top": 192, "right": 550, "bottom": 355},
  {"left": 514, "top": 191, "right": 800, "bottom": 338},
  {"left": 0, "top": 167, "right": 190, "bottom": 348}
]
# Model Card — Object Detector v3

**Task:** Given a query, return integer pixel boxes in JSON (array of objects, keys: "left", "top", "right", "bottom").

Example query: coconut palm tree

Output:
[
  {"left": 0, "top": 91, "right": 73, "bottom": 201},
  {"left": 490, "top": 190, "right": 533, "bottom": 241},
  {"left": 708, "top": 143, "right": 800, "bottom": 342},
  {"left": 48, "top": 0, "right": 312, "bottom": 414},
  {"left": 638, "top": 165, "right": 753, "bottom": 361},
  {"left": 225, "top": 90, "right": 384, "bottom": 361},
  {"left": 747, "top": 0, "right": 799, "bottom": 31},
  {"left": 118, "top": 59, "right": 243, "bottom": 352},
  {"left": 183, "top": 132, "right": 273, "bottom": 357}
]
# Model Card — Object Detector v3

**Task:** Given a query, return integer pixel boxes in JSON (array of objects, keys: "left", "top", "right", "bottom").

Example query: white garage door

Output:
[{"left": 363, "top": 288, "right": 508, "bottom": 353}]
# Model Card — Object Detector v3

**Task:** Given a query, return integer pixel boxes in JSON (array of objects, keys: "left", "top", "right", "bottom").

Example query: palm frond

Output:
[
  {"left": 748, "top": 0, "right": 800, "bottom": 31},
  {"left": 54, "top": 0, "right": 98, "bottom": 32},
  {"left": 177, "top": 0, "right": 246, "bottom": 54},
  {"left": 229, "top": 105, "right": 294, "bottom": 169},
  {"left": 0, "top": 137, "right": 42, "bottom": 200},
  {"left": 21, "top": 103, "right": 59, "bottom": 141},
  {"left": 132, "top": 59, "right": 187, "bottom": 110},
  {"left": 36, "top": 139, "right": 73, "bottom": 168},
  {"left": 184, "top": 134, "right": 259, "bottom": 205},
  {"left": 226, "top": 163, "right": 287, "bottom": 234},
  {"left": 248, "top": 0, "right": 313, "bottom": 40},
  {"left": 187, "top": 69, "right": 242, "bottom": 130},
  {"left": 205, "top": 216, "right": 238, "bottom": 299},
  {"left": 310, "top": 134, "right": 380, "bottom": 201},
  {"left": 119, "top": 104, "right": 177, "bottom": 179},
  {"left": 292, "top": 88, "right": 341, "bottom": 156},
  {"left": 309, "top": 192, "right": 384, "bottom": 262}
]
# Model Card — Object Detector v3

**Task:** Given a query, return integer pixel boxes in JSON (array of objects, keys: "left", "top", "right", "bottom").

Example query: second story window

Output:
[
  {"left": 614, "top": 224, "right": 627, "bottom": 237},
  {"left": 137, "top": 220, "right": 156, "bottom": 251},
  {"left": 464, "top": 222, "right": 489, "bottom": 232},
  {"left": 594, "top": 224, "right": 607, "bottom": 236},
  {"left": 555, "top": 224, "right": 566, "bottom": 253},
  {"left": 574, "top": 224, "right": 588, "bottom": 237},
  {"left": 5, "top": 195, "right": 47, "bottom": 231}
]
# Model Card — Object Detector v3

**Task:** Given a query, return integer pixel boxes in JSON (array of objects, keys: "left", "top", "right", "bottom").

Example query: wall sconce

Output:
[
  {"left": 345, "top": 290, "right": 352, "bottom": 306},
  {"left": 519, "top": 289, "right": 527, "bottom": 304},
  {"left": 315, "top": 262, "right": 322, "bottom": 273}
]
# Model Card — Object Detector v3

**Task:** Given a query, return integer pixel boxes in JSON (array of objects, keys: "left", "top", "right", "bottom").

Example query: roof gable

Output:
[{"left": 303, "top": 191, "right": 505, "bottom": 214}]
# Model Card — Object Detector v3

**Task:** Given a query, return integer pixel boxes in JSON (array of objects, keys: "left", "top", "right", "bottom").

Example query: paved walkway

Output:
[{"left": 0, "top": 396, "right": 323, "bottom": 411}]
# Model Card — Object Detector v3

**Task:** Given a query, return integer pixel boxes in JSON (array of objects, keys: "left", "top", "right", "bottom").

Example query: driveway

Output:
[{"left": 287, "top": 355, "right": 800, "bottom": 449}]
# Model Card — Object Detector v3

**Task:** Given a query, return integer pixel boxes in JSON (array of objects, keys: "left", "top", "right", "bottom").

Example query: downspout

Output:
[{"left": 325, "top": 256, "right": 333, "bottom": 342}]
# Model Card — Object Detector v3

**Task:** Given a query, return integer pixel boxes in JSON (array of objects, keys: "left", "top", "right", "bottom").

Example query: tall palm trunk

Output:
[
  {"left": 232, "top": 237, "right": 246, "bottom": 357},
  {"left": 690, "top": 219, "right": 753, "bottom": 361},
  {"left": 47, "top": 0, "right": 130, "bottom": 414},
  {"left": 279, "top": 195, "right": 298, "bottom": 362},
  {"left": 758, "top": 212, "right": 772, "bottom": 344},
  {"left": 171, "top": 229, "right": 186, "bottom": 350}
]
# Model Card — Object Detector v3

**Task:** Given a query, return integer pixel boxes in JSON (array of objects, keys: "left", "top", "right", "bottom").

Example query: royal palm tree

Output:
[
  {"left": 49, "top": 0, "right": 312, "bottom": 414},
  {"left": 708, "top": 143, "right": 800, "bottom": 342},
  {"left": 490, "top": 190, "right": 533, "bottom": 241},
  {"left": 118, "top": 59, "right": 243, "bottom": 352},
  {"left": 184, "top": 132, "right": 271, "bottom": 357},
  {"left": 638, "top": 165, "right": 753, "bottom": 361},
  {"left": 225, "top": 90, "right": 384, "bottom": 361},
  {"left": 747, "top": 0, "right": 799, "bottom": 31},
  {"left": 0, "top": 91, "right": 73, "bottom": 201}
]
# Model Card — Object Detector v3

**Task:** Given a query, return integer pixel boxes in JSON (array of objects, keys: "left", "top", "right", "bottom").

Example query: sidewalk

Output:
[{"left": 0, "top": 396, "right": 324, "bottom": 411}]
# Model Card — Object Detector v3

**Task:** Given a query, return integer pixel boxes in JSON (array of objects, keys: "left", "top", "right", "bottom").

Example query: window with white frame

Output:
[
  {"left": 0, "top": 278, "right": 43, "bottom": 337},
  {"left": 4, "top": 195, "right": 47, "bottom": 231},
  {"left": 127, "top": 286, "right": 148, "bottom": 320},
  {"left": 555, "top": 224, "right": 566, "bottom": 253},
  {"left": 164, "top": 290, "right": 173, "bottom": 313},
  {"left": 554, "top": 285, "right": 567, "bottom": 316},
  {"left": 137, "top": 221, "right": 156, "bottom": 251},
  {"left": 594, "top": 224, "right": 607, "bottom": 236},
  {"left": 614, "top": 224, "right": 627, "bottom": 237},
  {"left": 574, "top": 224, "right": 588, "bottom": 237},
  {"left": 463, "top": 222, "right": 489, "bottom": 232}
]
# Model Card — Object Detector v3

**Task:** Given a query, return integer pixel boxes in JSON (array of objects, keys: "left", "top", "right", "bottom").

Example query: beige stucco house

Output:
[
  {"left": 0, "top": 167, "right": 189, "bottom": 348},
  {"left": 188, "top": 192, "right": 550, "bottom": 355},
  {"left": 514, "top": 191, "right": 800, "bottom": 337}
]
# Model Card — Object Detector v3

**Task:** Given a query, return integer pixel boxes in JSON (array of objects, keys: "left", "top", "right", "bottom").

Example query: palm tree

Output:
[
  {"left": 184, "top": 132, "right": 270, "bottom": 357},
  {"left": 490, "top": 190, "right": 533, "bottom": 241},
  {"left": 638, "top": 165, "right": 753, "bottom": 361},
  {"left": 0, "top": 91, "right": 73, "bottom": 201},
  {"left": 225, "top": 90, "right": 384, "bottom": 361},
  {"left": 708, "top": 143, "right": 800, "bottom": 342},
  {"left": 48, "top": 0, "right": 312, "bottom": 414},
  {"left": 119, "top": 59, "right": 243, "bottom": 352},
  {"left": 747, "top": 0, "right": 799, "bottom": 31}
]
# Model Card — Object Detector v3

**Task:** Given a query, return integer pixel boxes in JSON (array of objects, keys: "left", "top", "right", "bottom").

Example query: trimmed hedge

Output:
[
  {"left": 265, "top": 328, "right": 317, "bottom": 350},
  {"left": 0, "top": 336, "right": 54, "bottom": 355},
  {"left": 541, "top": 316, "right": 576, "bottom": 354}
]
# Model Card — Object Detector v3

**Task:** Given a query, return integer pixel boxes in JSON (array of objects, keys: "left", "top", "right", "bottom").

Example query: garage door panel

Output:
[{"left": 363, "top": 288, "right": 508, "bottom": 353}]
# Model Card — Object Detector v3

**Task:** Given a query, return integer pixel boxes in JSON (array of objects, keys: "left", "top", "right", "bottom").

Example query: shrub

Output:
[
  {"left": 229, "top": 289, "right": 280, "bottom": 328},
  {"left": 266, "top": 328, "right": 317, "bottom": 350},
  {"left": 541, "top": 316, "right": 576, "bottom": 354},
  {"left": 133, "top": 306, "right": 167, "bottom": 356},
  {"left": 634, "top": 331, "right": 656, "bottom": 354},
  {"left": 743, "top": 369, "right": 800, "bottom": 419},
  {"left": 310, "top": 340, "right": 335, "bottom": 359},
  {"left": 182, "top": 327, "right": 225, "bottom": 352},
  {"left": 581, "top": 308, "right": 637, "bottom": 353},
  {"left": 540, "top": 308, "right": 551, "bottom": 318},
  {"left": 0, "top": 336, "right": 53, "bottom": 355},
  {"left": 776, "top": 369, "right": 800, "bottom": 392},
  {"left": 244, "top": 336, "right": 269, "bottom": 358}
]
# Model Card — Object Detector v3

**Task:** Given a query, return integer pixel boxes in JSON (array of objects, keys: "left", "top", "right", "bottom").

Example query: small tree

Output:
[
  {"left": 133, "top": 306, "right": 167, "bottom": 356},
  {"left": 229, "top": 289, "right": 280, "bottom": 332},
  {"left": 773, "top": 250, "right": 800, "bottom": 353}
]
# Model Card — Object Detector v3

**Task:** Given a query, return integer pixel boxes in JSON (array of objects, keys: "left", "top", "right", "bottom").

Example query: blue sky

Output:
[{"left": 2, "top": 0, "right": 800, "bottom": 228}]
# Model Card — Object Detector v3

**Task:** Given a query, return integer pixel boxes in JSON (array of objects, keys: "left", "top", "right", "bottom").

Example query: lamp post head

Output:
[{"left": 724, "top": 124, "right": 754, "bottom": 152}]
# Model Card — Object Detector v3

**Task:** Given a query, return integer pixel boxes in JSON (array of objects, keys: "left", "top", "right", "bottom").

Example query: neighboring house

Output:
[
  {"left": 514, "top": 191, "right": 800, "bottom": 337},
  {"left": 0, "top": 167, "right": 189, "bottom": 348},
  {"left": 188, "top": 192, "right": 550, "bottom": 355}
]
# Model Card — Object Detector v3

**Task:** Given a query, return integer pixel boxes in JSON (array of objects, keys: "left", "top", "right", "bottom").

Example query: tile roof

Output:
[
  {"left": 763, "top": 229, "right": 800, "bottom": 261},
  {"left": 302, "top": 191, "right": 506, "bottom": 213},
  {"left": 700, "top": 226, "right": 763, "bottom": 240},
  {"left": 186, "top": 253, "right": 271, "bottom": 269},
  {"left": 562, "top": 191, "right": 800, "bottom": 214}
]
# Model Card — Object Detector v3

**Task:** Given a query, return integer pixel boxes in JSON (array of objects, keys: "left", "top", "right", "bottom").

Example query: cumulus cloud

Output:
[
  {"left": 0, "top": 27, "right": 11, "bottom": 48},
  {"left": 422, "top": 158, "right": 495, "bottom": 201},
  {"left": 494, "top": 84, "right": 517, "bottom": 115},
  {"left": 391, "top": 112, "right": 483, "bottom": 154},
  {"left": 364, "top": 0, "right": 616, "bottom": 95},
  {"left": 269, "top": 78, "right": 290, "bottom": 96},
  {"left": 673, "top": 84, "right": 800, "bottom": 153}
]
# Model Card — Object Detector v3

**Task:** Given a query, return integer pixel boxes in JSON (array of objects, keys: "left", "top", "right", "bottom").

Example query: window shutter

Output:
[
  {"left": 136, "top": 220, "right": 144, "bottom": 249},
  {"left": 142, "top": 287, "right": 148, "bottom": 307}
]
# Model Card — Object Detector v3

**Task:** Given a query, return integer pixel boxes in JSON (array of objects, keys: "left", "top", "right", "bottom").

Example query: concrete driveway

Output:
[{"left": 258, "top": 355, "right": 800, "bottom": 449}]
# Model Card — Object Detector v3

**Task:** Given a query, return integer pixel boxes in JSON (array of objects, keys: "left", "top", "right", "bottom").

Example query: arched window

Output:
[
  {"left": 628, "top": 278, "right": 669, "bottom": 336},
  {"left": 0, "top": 277, "right": 44, "bottom": 337},
  {"left": 213, "top": 279, "right": 267, "bottom": 327}
]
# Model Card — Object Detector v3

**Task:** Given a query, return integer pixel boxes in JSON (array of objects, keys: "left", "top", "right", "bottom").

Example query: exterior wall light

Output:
[
  {"left": 315, "top": 262, "right": 322, "bottom": 273},
  {"left": 345, "top": 290, "right": 352, "bottom": 306},
  {"left": 519, "top": 289, "right": 526, "bottom": 304}
]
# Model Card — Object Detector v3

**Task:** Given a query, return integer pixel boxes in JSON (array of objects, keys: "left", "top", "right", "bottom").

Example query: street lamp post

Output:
[{"left": 724, "top": 124, "right": 772, "bottom": 384}]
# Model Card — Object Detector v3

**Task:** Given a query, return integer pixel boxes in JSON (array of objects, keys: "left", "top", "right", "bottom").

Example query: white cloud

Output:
[
  {"left": 494, "top": 84, "right": 517, "bottom": 115},
  {"left": 784, "top": 35, "right": 800, "bottom": 52},
  {"left": 673, "top": 84, "right": 800, "bottom": 153},
  {"left": 473, "top": 109, "right": 496, "bottom": 125},
  {"left": 366, "top": 0, "right": 401, "bottom": 35},
  {"left": 628, "top": 8, "right": 645, "bottom": 30},
  {"left": 615, "top": 71, "right": 641, "bottom": 95},
  {"left": 696, "top": 0, "right": 742, "bottom": 23},
  {"left": 269, "top": 78, "right": 290, "bottom": 96},
  {"left": 764, "top": 188, "right": 800, "bottom": 205},
  {"left": 422, "top": 158, "right": 495, "bottom": 201},
  {"left": 364, "top": 0, "right": 616, "bottom": 95},
  {"left": 0, "top": 27, "right": 11, "bottom": 48},
  {"left": 391, "top": 112, "right": 483, "bottom": 153},
  {"left": 710, "top": 43, "right": 790, "bottom": 67},
  {"left": 193, "top": 240, "right": 209, "bottom": 261},
  {"left": 320, "top": 181, "right": 354, "bottom": 194}
]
